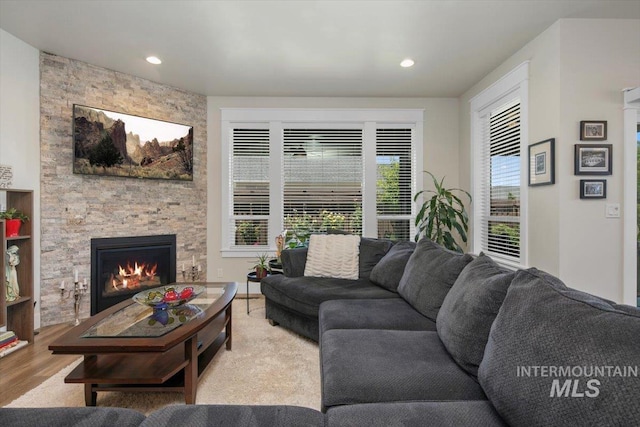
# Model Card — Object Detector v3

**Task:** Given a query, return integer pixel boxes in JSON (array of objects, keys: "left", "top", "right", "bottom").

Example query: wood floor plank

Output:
[{"left": 0, "top": 323, "right": 77, "bottom": 407}]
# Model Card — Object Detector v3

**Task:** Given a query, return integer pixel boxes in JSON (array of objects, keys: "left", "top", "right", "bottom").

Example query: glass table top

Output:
[{"left": 81, "top": 284, "right": 227, "bottom": 338}]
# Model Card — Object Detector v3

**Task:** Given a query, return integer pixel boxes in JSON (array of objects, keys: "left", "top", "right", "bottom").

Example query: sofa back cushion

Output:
[
  {"left": 304, "top": 234, "right": 360, "bottom": 280},
  {"left": 281, "top": 247, "right": 308, "bottom": 277},
  {"left": 397, "top": 238, "right": 473, "bottom": 321},
  {"left": 479, "top": 268, "right": 640, "bottom": 426},
  {"left": 436, "top": 253, "right": 515, "bottom": 377},
  {"left": 359, "top": 238, "right": 394, "bottom": 279},
  {"left": 370, "top": 241, "right": 416, "bottom": 292}
]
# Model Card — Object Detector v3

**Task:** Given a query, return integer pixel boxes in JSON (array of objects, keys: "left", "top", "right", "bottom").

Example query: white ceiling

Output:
[{"left": 1, "top": 0, "right": 639, "bottom": 97}]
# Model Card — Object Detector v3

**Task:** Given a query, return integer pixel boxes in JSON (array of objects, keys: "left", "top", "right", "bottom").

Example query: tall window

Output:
[
  {"left": 376, "top": 128, "right": 413, "bottom": 240},
  {"left": 471, "top": 62, "right": 528, "bottom": 267},
  {"left": 229, "top": 128, "right": 270, "bottom": 246},
  {"left": 221, "top": 109, "right": 423, "bottom": 256}
]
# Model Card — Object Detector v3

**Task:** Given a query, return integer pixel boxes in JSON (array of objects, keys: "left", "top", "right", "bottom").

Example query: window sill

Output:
[{"left": 221, "top": 247, "right": 275, "bottom": 258}]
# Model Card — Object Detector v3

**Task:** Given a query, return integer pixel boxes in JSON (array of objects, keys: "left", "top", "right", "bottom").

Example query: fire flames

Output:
[{"left": 110, "top": 261, "right": 160, "bottom": 291}]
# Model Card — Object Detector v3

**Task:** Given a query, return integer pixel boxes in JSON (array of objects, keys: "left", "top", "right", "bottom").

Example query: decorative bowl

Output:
[{"left": 133, "top": 285, "right": 204, "bottom": 310}]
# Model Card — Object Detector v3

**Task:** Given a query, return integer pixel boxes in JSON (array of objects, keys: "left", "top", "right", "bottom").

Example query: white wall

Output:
[
  {"left": 206, "top": 97, "right": 460, "bottom": 292},
  {"left": 0, "top": 29, "right": 41, "bottom": 327},
  {"left": 460, "top": 19, "right": 640, "bottom": 302},
  {"left": 556, "top": 19, "right": 640, "bottom": 301}
]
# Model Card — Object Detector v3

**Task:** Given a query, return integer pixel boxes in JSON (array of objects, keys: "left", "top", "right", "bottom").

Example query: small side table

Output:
[{"left": 246, "top": 271, "right": 281, "bottom": 314}]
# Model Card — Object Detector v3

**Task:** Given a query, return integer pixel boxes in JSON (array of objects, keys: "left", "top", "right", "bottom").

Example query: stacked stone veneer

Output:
[{"left": 39, "top": 53, "right": 207, "bottom": 326}]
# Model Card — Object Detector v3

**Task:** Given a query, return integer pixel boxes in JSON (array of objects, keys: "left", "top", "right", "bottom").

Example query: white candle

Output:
[
  {"left": 192, "top": 255, "right": 195, "bottom": 267},
  {"left": 198, "top": 265, "right": 202, "bottom": 272},
  {"left": 60, "top": 280, "right": 65, "bottom": 290},
  {"left": 74, "top": 269, "right": 78, "bottom": 282},
  {"left": 182, "top": 263, "right": 185, "bottom": 272}
]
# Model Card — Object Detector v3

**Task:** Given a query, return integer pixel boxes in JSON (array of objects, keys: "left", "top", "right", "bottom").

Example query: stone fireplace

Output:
[{"left": 91, "top": 235, "right": 177, "bottom": 314}]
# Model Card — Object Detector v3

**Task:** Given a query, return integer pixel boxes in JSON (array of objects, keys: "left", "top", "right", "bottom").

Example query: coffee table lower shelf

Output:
[{"left": 64, "top": 319, "right": 230, "bottom": 405}]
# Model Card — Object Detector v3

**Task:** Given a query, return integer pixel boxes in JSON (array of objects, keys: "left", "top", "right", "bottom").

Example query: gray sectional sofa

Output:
[
  {"left": 263, "top": 237, "right": 640, "bottom": 426},
  {"left": 2, "top": 237, "right": 639, "bottom": 426}
]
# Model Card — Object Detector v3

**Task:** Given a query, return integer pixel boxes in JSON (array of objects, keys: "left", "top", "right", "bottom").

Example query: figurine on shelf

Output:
[{"left": 5, "top": 245, "right": 20, "bottom": 302}]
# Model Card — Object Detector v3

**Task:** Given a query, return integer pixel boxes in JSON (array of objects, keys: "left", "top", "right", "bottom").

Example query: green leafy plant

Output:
[
  {"left": 0, "top": 207, "right": 29, "bottom": 222},
  {"left": 253, "top": 253, "right": 271, "bottom": 278},
  {"left": 414, "top": 171, "right": 471, "bottom": 252}
]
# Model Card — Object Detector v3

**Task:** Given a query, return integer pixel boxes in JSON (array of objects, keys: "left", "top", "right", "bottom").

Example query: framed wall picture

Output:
[
  {"left": 579, "top": 120, "right": 607, "bottom": 141},
  {"left": 72, "top": 104, "right": 194, "bottom": 181},
  {"left": 574, "top": 144, "right": 612, "bottom": 175},
  {"left": 528, "top": 138, "right": 555, "bottom": 186},
  {"left": 579, "top": 179, "right": 606, "bottom": 199}
]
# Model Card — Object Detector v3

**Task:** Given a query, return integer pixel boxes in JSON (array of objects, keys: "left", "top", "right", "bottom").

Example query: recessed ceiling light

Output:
[
  {"left": 400, "top": 58, "right": 415, "bottom": 68},
  {"left": 146, "top": 56, "right": 162, "bottom": 65}
]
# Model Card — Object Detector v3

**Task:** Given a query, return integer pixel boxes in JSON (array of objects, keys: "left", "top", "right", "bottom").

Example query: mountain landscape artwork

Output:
[{"left": 73, "top": 105, "right": 193, "bottom": 181}]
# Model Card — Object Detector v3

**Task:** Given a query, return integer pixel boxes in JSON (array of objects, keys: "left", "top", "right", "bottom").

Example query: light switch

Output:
[{"left": 605, "top": 203, "right": 620, "bottom": 218}]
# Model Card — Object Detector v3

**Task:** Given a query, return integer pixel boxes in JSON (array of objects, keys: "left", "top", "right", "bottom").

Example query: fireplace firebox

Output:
[{"left": 91, "top": 235, "right": 176, "bottom": 315}]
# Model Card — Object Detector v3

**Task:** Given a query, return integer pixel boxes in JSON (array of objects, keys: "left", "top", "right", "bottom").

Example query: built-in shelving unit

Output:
[{"left": 0, "top": 189, "right": 34, "bottom": 356}]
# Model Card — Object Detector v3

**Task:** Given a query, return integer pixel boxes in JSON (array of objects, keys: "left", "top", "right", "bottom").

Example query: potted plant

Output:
[
  {"left": 414, "top": 171, "right": 471, "bottom": 253},
  {"left": 0, "top": 208, "right": 29, "bottom": 237},
  {"left": 254, "top": 253, "right": 271, "bottom": 279}
]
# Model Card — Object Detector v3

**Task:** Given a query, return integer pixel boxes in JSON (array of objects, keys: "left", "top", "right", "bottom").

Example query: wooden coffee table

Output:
[{"left": 49, "top": 282, "right": 236, "bottom": 406}]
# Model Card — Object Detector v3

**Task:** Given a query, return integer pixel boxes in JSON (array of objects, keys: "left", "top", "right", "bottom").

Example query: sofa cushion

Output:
[
  {"left": 478, "top": 268, "right": 640, "bottom": 426},
  {"left": 436, "top": 253, "right": 515, "bottom": 377},
  {"left": 281, "top": 247, "right": 308, "bottom": 277},
  {"left": 319, "top": 298, "right": 436, "bottom": 335},
  {"left": 369, "top": 241, "right": 416, "bottom": 291},
  {"left": 0, "top": 407, "right": 145, "bottom": 427},
  {"left": 397, "top": 238, "right": 473, "bottom": 321},
  {"left": 326, "top": 401, "right": 506, "bottom": 427},
  {"left": 140, "top": 404, "right": 324, "bottom": 427},
  {"left": 261, "top": 275, "right": 398, "bottom": 318},
  {"left": 321, "top": 329, "right": 486, "bottom": 409},
  {"left": 304, "top": 234, "right": 360, "bottom": 280},
  {"left": 358, "top": 238, "right": 394, "bottom": 279}
]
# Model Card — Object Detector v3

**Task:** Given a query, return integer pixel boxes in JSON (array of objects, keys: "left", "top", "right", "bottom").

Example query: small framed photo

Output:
[
  {"left": 580, "top": 179, "right": 606, "bottom": 199},
  {"left": 580, "top": 120, "right": 607, "bottom": 141},
  {"left": 574, "top": 144, "right": 612, "bottom": 175},
  {"left": 528, "top": 138, "right": 555, "bottom": 186}
]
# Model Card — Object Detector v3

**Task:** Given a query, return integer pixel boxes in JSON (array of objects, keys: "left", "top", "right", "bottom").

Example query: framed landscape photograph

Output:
[
  {"left": 528, "top": 138, "right": 555, "bottom": 186},
  {"left": 574, "top": 144, "right": 612, "bottom": 175},
  {"left": 579, "top": 179, "right": 606, "bottom": 199},
  {"left": 73, "top": 105, "right": 193, "bottom": 181},
  {"left": 579, "top": 120, "right": 607, "bottom": 141}
]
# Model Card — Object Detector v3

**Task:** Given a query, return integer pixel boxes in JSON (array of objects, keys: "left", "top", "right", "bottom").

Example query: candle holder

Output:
[
  {"left": 182, "top": 265, "right": 201, "bottom": 282},
  {"left": 61, "top": 281, "right": 87, "bottom": 326}
]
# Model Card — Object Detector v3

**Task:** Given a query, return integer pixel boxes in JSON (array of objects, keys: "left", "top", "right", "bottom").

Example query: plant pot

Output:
[
  {"left": 5, "top": 219, "right": 21, "bottom": 237},
  {"left": 255, "top": 267, "right": 268, "bottom": 279}
]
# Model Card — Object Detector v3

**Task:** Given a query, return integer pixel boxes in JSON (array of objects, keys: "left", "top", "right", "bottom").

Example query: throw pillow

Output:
[
  {"left": 370, "top": 241, "right": 417, "bottom": 292},
  {"left": 304, "top": 234, "right": 360, "bottom": 280},
  {"left": 436, "top": 253, "right": 516, "bottom": 377},
  {"left": 358, "top": 238, "right": 394, "bottom": 279},
  {"left": 397, "top": 238, "right": 473, "bottom": 321},
  {"left": 478, "top": 268, "right": 640, "bottom": 426}
]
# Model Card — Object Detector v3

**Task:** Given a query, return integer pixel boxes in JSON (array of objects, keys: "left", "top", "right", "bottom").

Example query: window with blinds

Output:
[
  {"left": 283, "top": 129, "right": 363, "bottom": 235},
  {"left": 221, "top": 108, "right": 423, "bottom": 255},
  {"left": 230, "top": 128, "right": 270, "bottom": 246},
  {"left": 376, "top": 128, "right": 413, "bottom": 240},
  {"left": 478, "top": 100, "right": 521, "bottom": 261}
]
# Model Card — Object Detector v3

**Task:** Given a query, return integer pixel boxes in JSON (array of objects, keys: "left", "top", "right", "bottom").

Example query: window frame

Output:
[
  {"left": 470, "top": 62, "right": 529, "bottom": 269},
  {"left": 221, "top": 108, "right": 423, "bottom": 257}
]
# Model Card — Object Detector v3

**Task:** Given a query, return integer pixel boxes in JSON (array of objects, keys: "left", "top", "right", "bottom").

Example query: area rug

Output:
[{"left": 6, "top": 298, "right": 321, "bottom": 414}]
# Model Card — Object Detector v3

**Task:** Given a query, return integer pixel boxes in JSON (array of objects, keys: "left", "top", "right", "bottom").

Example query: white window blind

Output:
[
  {"left": 477, "top": 100, "right": 521, "bottom": 261},
  {"left": 283, "top": 128, "right": 363, "bottom": 234},
  {"left": 229, "top": 128, "right": 270, "bottom": 247},
  {"left": 376, "top": 128, "right": 413, "bottom": 240}
]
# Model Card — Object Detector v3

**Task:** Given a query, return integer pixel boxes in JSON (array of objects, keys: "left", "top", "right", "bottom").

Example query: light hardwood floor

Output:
[{"left": 0, "top": 324, "right": 77, "bottom": 407}]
